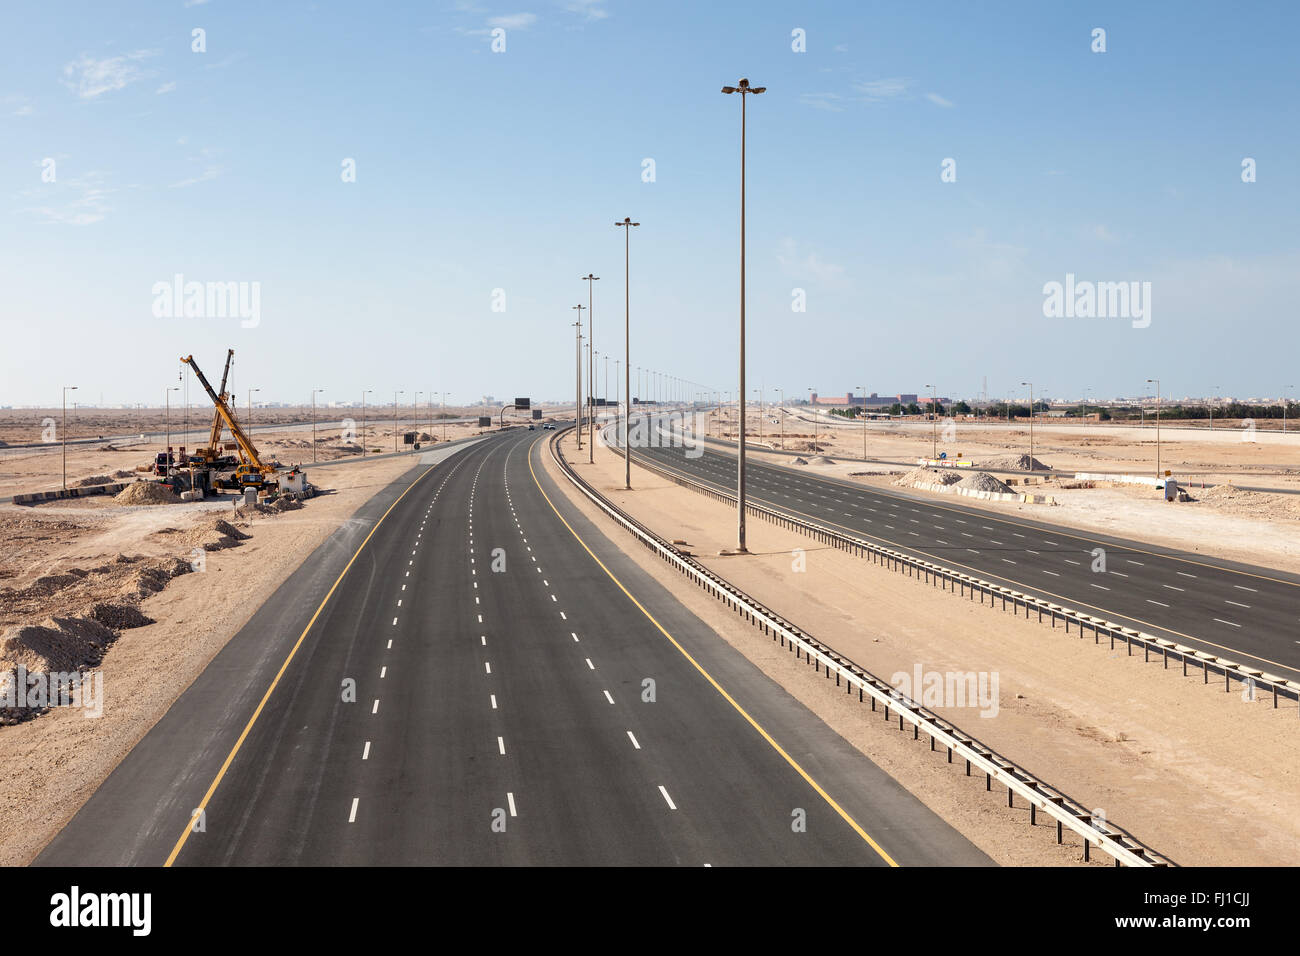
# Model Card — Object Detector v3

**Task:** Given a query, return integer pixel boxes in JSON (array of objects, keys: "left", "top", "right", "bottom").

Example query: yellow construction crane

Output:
[
  {"left": 181, "top": 353, "right": 276, "bottom": 489},
  {"left": 192, "top": 348, "right": 234, "bottom": 463}
]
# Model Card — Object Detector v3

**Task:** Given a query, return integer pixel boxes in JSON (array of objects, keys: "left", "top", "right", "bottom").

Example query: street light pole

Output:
[
  {"left": 311, "top": 389, "right": 323, "bottom": 462},
  {"left": 572, "top": 305, "right": 585, "bottom": 448},
  {"left": 1285, "top": 385, "right": 1295, "bottom": 433},
  {"left": 722, "top": 76, "right": 765, "bottom": 553},
  {"left": 248, "top": 388, "right": 259, "bottom": 432},
  {"left": 1147, "top": 378, "right": 1161, "bottom": 478},
  {"left": 1021, "top": 382, "right": 1033, "bottom": 471},
  {"left": 393, "top": 390, "right": 403, "bottom": 452},
  {"left": 362, "top": 389, "right": 372, "bottom": 456},
  {"left": 165, "top": 386, "right": 178, "bottom": 474},
  {"left": 777, "top": 387, "right": 785, "bottom": 450},
  {"left": 615, "top": 217, "right": 639, "bottom": 489},
  {"left": 926, "top": 384, "right": 938, "bottom": 459},
  {"left": 582, "top": 273, "right": 600, "bottom": 462},
  {"left": 62, "top": 385, "right": 77, "bottom": 489},
  {"left": 857, "top": 385, "right": 867, "bottom": 460}
]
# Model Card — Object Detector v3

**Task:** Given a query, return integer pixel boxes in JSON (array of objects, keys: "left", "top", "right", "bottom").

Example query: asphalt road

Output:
[
  {"left": 626, "top": 417, "right": 1300, "bottom": 681},
  {"left": 37, "top": 427, "right": 988, "bottom": 866}
]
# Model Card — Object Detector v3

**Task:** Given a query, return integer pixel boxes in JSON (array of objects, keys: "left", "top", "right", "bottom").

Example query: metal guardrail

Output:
[
  {"left": 557, "top": 426, "right": 1168, "bottom": 867},
  {"left": 625, "top": 422, "right": 1300, "bottom": 714}
]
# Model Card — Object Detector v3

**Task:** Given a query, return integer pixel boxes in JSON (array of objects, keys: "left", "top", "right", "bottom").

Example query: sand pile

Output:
[
  {"left": 111, "top": 469, "right": 134, "bottom": 479},
  {"left": 1195, "top": 484, "right": 1300, "bottom": 520},
  {"left": 1, "top": 615, "right": 117, "bottom": 675},
  {"left": 808, "top": 456, "right": 836, "bottom": 465},
  {"left": 982, "top": 454, "right": 1052, "bottom": 471},
  {"left": 791, "top": 457, "right": 809, "bottom": 466},
  {"left": 115, "top": 481, "right": 180, "bottom": 505},
  {"left": 90, "top": 602, "right": 154, "bottom": 630},
  {"left": 173, "top": 517, "right": 250, "bottom": 553},
  {"left": 894, "top": 467, "right": 962, "bottom": 489},
  {"left": 957, "top": 472, "right": 1015, "bottom": 494},
  {"left": 73, "top": 475, "right": 113, "bottom": 488}
]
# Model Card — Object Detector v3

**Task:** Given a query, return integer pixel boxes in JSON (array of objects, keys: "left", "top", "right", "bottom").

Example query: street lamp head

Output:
[
  {"left": 582, "top": 273, "right": 600, "bottom": 281},
  {"left": 721, "top": 86, "right": 736, "bottom": 94},
  {"left": 615, "top": 217, "right": 639, "bottom": 227}
]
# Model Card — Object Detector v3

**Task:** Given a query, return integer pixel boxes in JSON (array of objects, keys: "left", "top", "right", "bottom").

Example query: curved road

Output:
[
  {"left": 37, "top": 427, "right": 988, "bottom": 866},
  {"left": 627, "top": 418, "right": 1300, "bottom": 682}
]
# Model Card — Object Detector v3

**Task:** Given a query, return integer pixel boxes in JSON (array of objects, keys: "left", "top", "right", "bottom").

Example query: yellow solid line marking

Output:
[
  {"left": 163, "top": 446, "right": 477, "bottom": 866},
  {"left": 639, "top": 451, "right": 1300, "bottom": 676},
  {"left": 531, "top": 435, "right": 898, "bottom": 867}
]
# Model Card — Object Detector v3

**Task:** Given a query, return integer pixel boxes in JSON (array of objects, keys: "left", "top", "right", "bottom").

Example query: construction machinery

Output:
[{"left": 181, "top": 352, "right": 296, "bottom": 493}]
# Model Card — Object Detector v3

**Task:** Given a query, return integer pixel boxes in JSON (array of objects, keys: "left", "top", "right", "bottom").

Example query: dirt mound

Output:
[
  {"left": 417, "top": 432, "right": 434, "bottom": 442},
  {"left": 982, "top": 454, "right": 1051, "bottom": 471},
  {"left": 111, "top": 469, "right": 135, "bottom": 479},
  {"left": 1, "top": 615, "right": 116, "bottom": 674},
  {"left": 1195, "top": 483, "right": 1300, "bottom": 520},
  {"left": 894, "top": 467, "right": 961, "bottom": 489},
  {"left": 808, "top": 455, "right": 836, "bottom": 465},
  {"left": 791, "top": 457, "right": 809, "bottom": 466},
  {"left": 176, "top": 516, "right": 250, "bottom": 553},
  {"left": 115, "top": 481, "right": 179, "bottom": 505},
  {"left": 90, "top": 602, "right": 154, "bottom": 630},
  {"left": 957, "top": 472, "right": 1015, "bottom": 494},
  {"left": 73, "top": 474, "right": 113, "bottom": 487}
]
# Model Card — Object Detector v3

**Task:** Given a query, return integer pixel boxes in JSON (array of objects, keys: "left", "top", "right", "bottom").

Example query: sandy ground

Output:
[
  {"left": 0, "top": 452, "right": 420, "bottom": 865},
  {"left": 550, "top": 429, "right": 1300, "bottom": 867},
  {"left": 689, "top": 411, "right": 1300, "bottom": 575},
  {"left": 0, "top": 418, "right": 493, "bottom": 501}
]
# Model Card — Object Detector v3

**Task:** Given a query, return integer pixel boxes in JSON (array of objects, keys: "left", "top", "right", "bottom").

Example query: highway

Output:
[
  {"left": 628, "top": 418, "right": 1300, "bottom": 682},
  {"left": 36, "top": 427, "right": 988, "bottom": 866}
]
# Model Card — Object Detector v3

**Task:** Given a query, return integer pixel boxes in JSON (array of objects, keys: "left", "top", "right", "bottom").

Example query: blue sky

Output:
[{"left": 2, "top": 0, "right": 1298, "bottom": 408}]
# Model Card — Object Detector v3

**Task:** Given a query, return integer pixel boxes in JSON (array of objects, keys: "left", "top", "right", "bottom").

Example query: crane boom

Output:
[
  {"left": 201, "top": 348, "right": 235, "bottom": 460},
  {"left": 180, "top": 354, "right": 273, "bottom": 477}
]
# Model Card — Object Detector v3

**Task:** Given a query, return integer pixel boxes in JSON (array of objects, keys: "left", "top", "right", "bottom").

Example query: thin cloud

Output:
[
  {"left": 168, "top": 166, "right": 222, "bottom": 189},
  {"left": 156, "top": 81, "right": 177, "bottom": 95},
  {"left": 488, "top": 13, "right": 537, "bottom": 29},
  {"left": 799, "top": 92, "right": 845, "bottom": 113},
  {"left": 24, "top": 172, "right": 113, "bottom": 226},
  {"left": 562, "top": 0, "right": 608, "bottom": 19},
  {"left": 1092, "top": 224, "right": 1117, "bottom": 241},
  {"left": 852, "top": 77, "right": 909, "bottom": 102},
  {"left": 184, "top": 0, "right": 211, "bottom": 6},
  {"left": 62, "top": 50, "right": 158, "bottom": 99},
  {"left": 777, "top": 238, "right": 845, "bottom": 282},
  {"left": 925, "top": 92, "right": 954, "bottom": 108}
]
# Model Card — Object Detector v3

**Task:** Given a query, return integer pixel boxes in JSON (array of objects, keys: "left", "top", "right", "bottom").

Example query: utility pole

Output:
[
  {"left": 858, "top": 385, "right": 867, "bottom": 460},
  {"left": 1147, "top": 378, "right": 1162, "bottom": 478},
  {"left": 393, "top": 390, "right": 403, "bottom": 452},
  {"left": 311, "top": 388, "right": 324, "bottom": 462},
  {"left": 722, "top": 77, "right": 764, "bottom": 553},
  {"left": 573, "top": 317, "right": 584, "bottom": 449},
  {"left": 582, "top": 273, "right": 599, "bottom": 462},
  {"left": 777, "top": 387, "right": 785, "bottom": 450},
  {"left": 62, "top": 385, "right": 77, "bottom": 489},
  {"left": 572, "top": 305, "right": 585, "bottom": 448},
  {"left": 615, "top": 217, "right": 639, "bottom": 489},
  {"left": 926, "top": 384, "right": 938, "bottom": 459},
  {"left": 362, "top": 389, "right": 372, "bottom": 456},
  {"left": 1021, "top": 382, "right": 1033, "bottom": 471}
]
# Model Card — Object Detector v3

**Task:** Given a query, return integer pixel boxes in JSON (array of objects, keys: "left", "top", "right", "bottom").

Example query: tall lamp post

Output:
[
  {"left": 615, "top": 217, "right": 639, "bottom": 489},
  {"left": 722, "top": 76, "right": 765, "bottom": 553},
  {"left": 925, "top": 384, "right": 939, "bottom": 459},
  {"left": 1209, "top": 385, "right": 1220, "bottom": 431},
  {"left": 857, "top": 385, "right": 867, "bottom": 460},
  {"left": 62, "top": 385, "right": 77, "bottom": 489},
  {"left": 1021, "top": 382, "right": 1034, "bottom": 471},
  {"left": 1285, "top": 385, "right": 1295, "bottom": 433},
  {"left": 312, "top": 388, "right": 324, "bottom": 462},
  {"left": 247, "top": 388, "right": 259, "bottom": 432},
  {"left": 362, "top": 389, "right": 372, "bottom": 456},
  {"left": 776, "top": 387, "right": 785, "bottom": 450},
  {"left": 807, "top": 387, "right": 817, "bottom": 453},
  {"left": 441, "top": 392, "right": 449, "bottom": 442},
  {"left": 572, "top": 305, "right": 585, "bottom": 448},
  {"left": 582, "top": 273, "right": 600, "bottom": 462},
  {"left": 1147, "top": 378, "right": 1162, "bottom": 478},
  {"left": 165, "top": 386, "right": 179, "bottom": 474},
  {"left": 393, "top": 390, "right": 403, "bottom": 453}
]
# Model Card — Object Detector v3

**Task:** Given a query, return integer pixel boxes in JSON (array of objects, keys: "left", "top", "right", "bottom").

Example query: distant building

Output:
[{"left": 810, "top": 391, "right": 917, "bottom": 407}]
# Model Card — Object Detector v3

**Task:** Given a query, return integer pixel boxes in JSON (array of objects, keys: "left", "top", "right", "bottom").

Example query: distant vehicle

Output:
[
  {"left": 543, "top": 423, "right": 557, "bottom": 430},
  {"left": 528, "top": 424, "right": 536, "bottom": 430}
]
